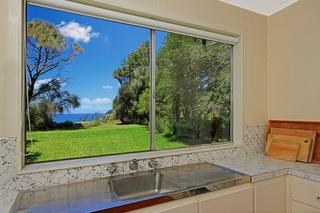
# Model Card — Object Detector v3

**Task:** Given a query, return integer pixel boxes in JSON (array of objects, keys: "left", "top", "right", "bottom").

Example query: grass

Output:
[{"left": 26, "top": 122, "right": 187, "bottom": 163}]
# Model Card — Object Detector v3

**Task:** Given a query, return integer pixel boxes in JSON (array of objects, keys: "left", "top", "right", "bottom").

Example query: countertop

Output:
[
  {"left": 214, "top": 154, "right": 320, "bottom": 182},
  {"left": 13, "top": 163, "right": 249, "bottom": 213},
  {"left": 12, "top": 154, "right": 320, "bottom": 213}
]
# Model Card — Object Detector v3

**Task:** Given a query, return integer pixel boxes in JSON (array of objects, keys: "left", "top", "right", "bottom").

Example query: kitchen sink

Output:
[
  {"left": 110, "top": 171, "right": 181, "bottom": 200},
  {"left": 15, "top": 163, "right": 251, "bottom": 212}
]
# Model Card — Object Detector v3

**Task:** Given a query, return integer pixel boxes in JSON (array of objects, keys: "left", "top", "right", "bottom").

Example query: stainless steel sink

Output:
[
  {"left": 110, "top": 171, "right": 181, "bottom": 200},
  {"left": 16, "top": 163, "right": 251, "bottom": 213}
]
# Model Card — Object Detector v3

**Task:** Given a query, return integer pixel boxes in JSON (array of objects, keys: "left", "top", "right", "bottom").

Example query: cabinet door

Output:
[
  {"left": 254, "top": 176, "right": 287, "bottom": 213},
  {"left": 129, "top": 197, "right": 198, "bottom": 213},
  {"left": 291, "top": 200, "right": 320, "bottom": 213},
  {"left": 290, "top": 176, "right": 320, "bottom": 209},
  {"left": 198, "top": 184, "right": 253, "bottom": 213}
]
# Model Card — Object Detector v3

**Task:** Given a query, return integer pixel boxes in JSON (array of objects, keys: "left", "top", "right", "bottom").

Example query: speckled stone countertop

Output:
[
  {"left": 213, "top": 154, "right": 320, "bottom": 183},
  {"left": 13, "top": 163, "right": 250, "bottom": 213},
  {"left": 12, "top": 154, "right": 320, "bottom": 213}
]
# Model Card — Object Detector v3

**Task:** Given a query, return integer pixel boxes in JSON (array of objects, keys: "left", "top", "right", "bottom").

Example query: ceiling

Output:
[{"left": 218, "top": 0, "right": 298, "bottom": 16}]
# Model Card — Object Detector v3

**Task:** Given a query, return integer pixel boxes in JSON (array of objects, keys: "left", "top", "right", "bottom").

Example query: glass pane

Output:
[
  {"left": 25, "top": 5, "right": 150, "bottom": 163},
  {"left": 155, "top": 31, "right": 232, "bottom": 149}
]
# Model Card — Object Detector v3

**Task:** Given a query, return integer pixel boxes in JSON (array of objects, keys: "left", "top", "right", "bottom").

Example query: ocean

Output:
[{"left": 53, "top": 113, "right": 105, "bottom": 123}]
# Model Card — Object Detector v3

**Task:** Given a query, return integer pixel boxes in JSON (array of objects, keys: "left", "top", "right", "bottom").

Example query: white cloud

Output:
[
  {"left": 81, "top": 97, "right": 112, "bottom": 105},
  {"left": 34, "top": 78, "right": 65, "bottom": 90},
  {"left": 58, "top": 21, "right": 99, "bottom": 43},
  {"left": 34, "top": 78, "right": 52, "bottom": 90},
  {"left": 102, "top": 85, "right": 113, "bottom": 90},
  {"left": 72, "top": 97, "right": 112, "bottom": 113},
  {"left": 72, "top": 105, "right": 112, "bottom": 114}
]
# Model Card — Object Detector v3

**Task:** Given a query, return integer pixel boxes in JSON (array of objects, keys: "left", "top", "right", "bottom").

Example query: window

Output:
[
  {"left": 155, "top": 31, "right": 232, "bottom": 149},
  {"left": 24, "top": 2, "right": 239, "bottom": 164}
]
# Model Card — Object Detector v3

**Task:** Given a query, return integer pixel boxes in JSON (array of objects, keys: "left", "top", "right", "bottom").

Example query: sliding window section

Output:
[{"left": 154, "top": 30, "right": 233, "bottom": 150}]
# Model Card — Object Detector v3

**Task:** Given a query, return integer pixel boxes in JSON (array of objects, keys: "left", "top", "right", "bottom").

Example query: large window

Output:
[{"left": 25, "top": 3, "right": 234, "bottom": 164}]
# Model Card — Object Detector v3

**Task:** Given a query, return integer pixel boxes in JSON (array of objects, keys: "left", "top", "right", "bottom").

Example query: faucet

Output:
[
  {"left": 106, "top": 163, "right": 117, "bottom": 175},
  {"left": 148, "top": 159, "right": 159, "bottom": 169},
  {"left": 129, "top": 159, "right": 139, "bottom": 170}
]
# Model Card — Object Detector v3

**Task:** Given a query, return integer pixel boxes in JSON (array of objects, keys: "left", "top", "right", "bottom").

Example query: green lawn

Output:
[{"left": 26, "top": 123, "right": 186, "bottom": 163}]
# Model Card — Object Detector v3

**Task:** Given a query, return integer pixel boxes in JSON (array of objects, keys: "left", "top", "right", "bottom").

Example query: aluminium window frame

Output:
[{"left": 11, "top": 0, "right": 243, "bottom": 173}]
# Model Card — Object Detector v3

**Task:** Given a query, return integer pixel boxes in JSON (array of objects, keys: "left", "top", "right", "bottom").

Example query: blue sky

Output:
[{"left": 27, "top": 5, "right": 167, "bottom": 114}]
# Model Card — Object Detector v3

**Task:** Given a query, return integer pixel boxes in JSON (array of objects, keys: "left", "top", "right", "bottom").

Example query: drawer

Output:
[
  {"left": 291, "top": 200, "right": 320, "bottom": 213},
  {"left": 129, "top": 197, "right": 198, "bottom": 213},
  {"left": 198, "top": 184, "right": 253, "bottom": 213},
  {"left": 291, "top": 176, "right": 320, "bottom": 209}
]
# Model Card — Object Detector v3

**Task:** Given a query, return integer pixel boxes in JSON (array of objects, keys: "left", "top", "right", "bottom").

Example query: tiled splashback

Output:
[{"left": 0, "top": 124, "right": 265, "bottom": 212}]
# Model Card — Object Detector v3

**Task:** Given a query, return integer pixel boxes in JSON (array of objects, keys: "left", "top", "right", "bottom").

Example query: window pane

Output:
[
  {"left": 155, "top": 31, "right": 232, "bottom": 149},
  {"left": 25, "top": 5, "right": 150, "bottom": 163}
]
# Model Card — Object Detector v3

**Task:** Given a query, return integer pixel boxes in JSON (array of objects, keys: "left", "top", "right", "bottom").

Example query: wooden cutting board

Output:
[
  {"left": 265, "top": 120, "right": 320, "bottom": 163},
  {"left": 269, "top": 134, "right": 312, "bottom": 162},
  {"left": 270, "top": 128, "right": 316, "bottom": 162},
  {"left": 265, "top": 135, "right": 300, "bottom": 162}
]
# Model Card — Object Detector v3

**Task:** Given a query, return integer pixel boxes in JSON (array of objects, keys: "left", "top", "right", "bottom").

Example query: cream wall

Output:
[
  {"left": 0, "top": 0, "right": 8, "bottom": 136},
  {"left": 0, "top": 0, "right": 268, "bottom": 139},
  {"left": 268, "top": 0, "right": 320, "bottom": 120},
  {"left": 0, "top": 0, "right": 22, "bottom": 138}
]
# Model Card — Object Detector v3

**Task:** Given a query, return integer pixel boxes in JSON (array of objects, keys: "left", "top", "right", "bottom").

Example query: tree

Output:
[
  {"left": 111, "top": 33, "right": 231, "bottom": 142},
  {"left": 155, "top": 33, "right": 232, "bottom": 142},
  {"left": 27, "top": 19, "right": 82, "bottom": 107},
  {"left": 112, "top": 42, "right": 150, "bottom": 124},
  {"left": 26, "top": 19, "right": 82, "bottom": 128}
]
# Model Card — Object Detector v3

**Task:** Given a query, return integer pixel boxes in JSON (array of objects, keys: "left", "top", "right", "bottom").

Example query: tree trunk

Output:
[{"left": 211, "top": 122, "right": 218, "bottom": 141}]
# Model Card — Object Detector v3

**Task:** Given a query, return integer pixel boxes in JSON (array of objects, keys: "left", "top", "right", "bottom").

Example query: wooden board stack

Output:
[{"left": 265, "top": 126, "right": 316, "bottom": 162}]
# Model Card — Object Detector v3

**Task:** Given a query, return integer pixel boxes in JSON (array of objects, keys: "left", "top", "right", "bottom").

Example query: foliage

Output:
[
  {"left": 26, "top": 19, "right": 82, "bottom": 129},
  {"left": 29, "top": 100, "right": 55, "bottom": 130},
  {"left": 112, "top": 42, "right": 150, "bottom": 124},
  {"left": 112, "top": 33, "right": 232, "bottom": 142},
  {"left": 29, "top": 100, "right": 83, "bottom": 130},
  {"left": 54, "top": 121, "right": 83, "bottom": 130},
  {"left": 156, "top": 34, "right": 232, "bottom": 142}
]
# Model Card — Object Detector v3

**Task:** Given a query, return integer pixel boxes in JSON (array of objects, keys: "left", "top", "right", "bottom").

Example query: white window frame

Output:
[{"left": 10, "top": 0, "right": 243, "bottom": 174}]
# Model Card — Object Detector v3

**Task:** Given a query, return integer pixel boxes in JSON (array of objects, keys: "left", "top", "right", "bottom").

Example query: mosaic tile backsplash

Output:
[{"left": 0, "top": 124, "right": 265, "bottom": 212}]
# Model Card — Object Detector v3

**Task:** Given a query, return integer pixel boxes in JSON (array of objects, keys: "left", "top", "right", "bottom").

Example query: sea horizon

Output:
[{"left": 53, "top": 113, "right": 105, "bottom": 123}]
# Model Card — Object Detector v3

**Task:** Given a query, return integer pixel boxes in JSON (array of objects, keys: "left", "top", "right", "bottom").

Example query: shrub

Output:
[
  {"left": 53, "top": 121, "right": 83, "bottom": 130},
  {"left": 28, "top": 101, "right": 55, "bottom": 130}
]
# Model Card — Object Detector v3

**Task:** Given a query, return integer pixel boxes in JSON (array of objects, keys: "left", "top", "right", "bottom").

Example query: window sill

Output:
[{"left": 18, "top": 142, "right": 241, "bottom": 175}]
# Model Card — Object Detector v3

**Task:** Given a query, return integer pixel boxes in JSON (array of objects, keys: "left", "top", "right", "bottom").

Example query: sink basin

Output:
[{"left": 110, "top": 171, "right": 181, "bottom": 200}]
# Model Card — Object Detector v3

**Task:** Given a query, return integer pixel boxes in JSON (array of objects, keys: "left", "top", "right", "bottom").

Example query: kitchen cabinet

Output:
[
  {"left": 131, "top": 175, "right": 320, "bottom": 213},
  {"left": 253, "top": 176, "right": 287, "bottom": 213},
  {"left": 131, "top": 184, "right": 253, "bottom": 213},
  {"left": 129, "top": 197, "right": 198, "bottom": 213},
  {"left": 291, "top": 200, "right": 320, "bottom": 213},
  {"left": 198, "top": 184, "right": 253, "bottom": 213},
  {"left": 289, "top": 176, "right": 320, "bottom": 212}
]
